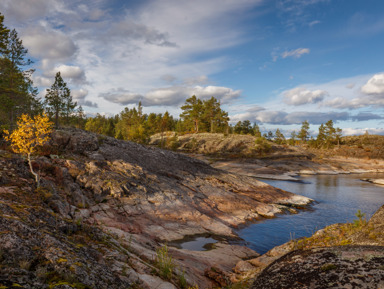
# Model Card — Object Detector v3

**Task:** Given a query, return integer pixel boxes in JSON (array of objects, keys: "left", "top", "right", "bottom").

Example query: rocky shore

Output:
[
  {"left": 150, "top": 132, "right": 384, "bottom": 182},
  {"left": 0, "top": 128, "right": 312, "bottom": 288},
  {"left": 1, "top": 129, "right": 383, "bottom": 288},
  {"left": 211, "top": 156, "right": 384, "bottom": 182}
]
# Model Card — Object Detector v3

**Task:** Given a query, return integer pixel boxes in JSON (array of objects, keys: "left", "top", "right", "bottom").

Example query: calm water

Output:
[{"left": 237, "top": 173, "right": 384, "bottom": 255}]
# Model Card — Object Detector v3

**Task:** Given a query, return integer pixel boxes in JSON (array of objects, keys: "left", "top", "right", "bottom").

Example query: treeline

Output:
[
  {"left": 83, "top": 97, "right": 343, "bottom": 149},
  {"left": 291, "top": 120, "right": 342, "bottom": 148},
  {"left": 85, "top": 103, "right": 176, "bottom": 143},
  {"left": 84, "top": 95, "right": 229, "bottom": 143},
  {"left": 0, "top": 13, "right": 84, "bottom": 132},
  {"left": 231, "top": 119, "right": 342, "bottom": 149}
]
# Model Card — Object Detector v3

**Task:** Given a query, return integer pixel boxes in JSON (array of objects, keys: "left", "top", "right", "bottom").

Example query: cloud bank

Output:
[{"left": 100, "top": 85, "right": 241, "bottom": 107}]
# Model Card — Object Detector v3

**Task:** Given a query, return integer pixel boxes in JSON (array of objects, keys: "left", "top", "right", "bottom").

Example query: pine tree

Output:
[
  {"left": 289, "top": 130, "right": 297, "bottom": 145},
  {"left": 335, "top": 127, "right": 342, "bottom": 147},
  {"left": 0, "top": 19, "right": 40, "bottom": 129},
  {"left": 180, "top": 95, "right": 203, "bottom": 133},
  {"left": 298, "top": 120, "right": 310, "bottom": 143},
  {"left": 234, "top": 121, "right": 243, "bottom": 134},
  {"left": 0, "top": 13, "right": 9, "bottom": 55},
  {"left": 75, "top": 105, "right": 86, "bottom": 129},
  {"left": 275, "top": 128, "right": 286, "bottom": 144},
  {"left": 324, "top": 120, "right": 336, "bottom": 148},
  {"left": 201, "top": 97, "right": 229, "bottom": 133},
  {"left": 252, "top": 123, "right": 261, "bottom": 137},
  {"left": 316, "top": 123, "right": 326, "bottom": 148},
  {"left": 266, "top": 131, "right": 274, "bottom": 141},
  {"left": 45, "top": 72, "right": 74, "bottom": 128}
]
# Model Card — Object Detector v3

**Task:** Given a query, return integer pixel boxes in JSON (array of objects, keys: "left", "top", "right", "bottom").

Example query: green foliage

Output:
[
  {"left": 166, "top": 134, "right": 180, "bottom": 151},
  {"left": 0, "top": 14, "right": 41, "bottom": 130},
  {"left": 180, "top": 95, "right": 229, "bottom": 133},
  {"left": 313, "top": 120, "right": 342, "bottom": 149},
  {"left": 45, "top": 71, "right": 76, "bottom": 128},
  {"left": 155, "top": 244, "right": 175, "bottom": 280},
  {"left": 338, "top": 134, "right": 384, "bottom": 159},
  {"left": 297, "top": 120, "right": 310, "bottom": 143},
  {"left": 353, "top": 209, "right": 366, "bottom": 228},
  {"left": 180, "top": 95, "right": 203, "bottom": 133},
  {"left": 110, "top": 102, "right": 176, "bottom": 144},
  {"left": 274, "top": 128, "right": 286, "bottom": 145},
  {"left": 254, "top": 137, "right": 272, "bottom": 155},
  {"left": 85, "top": 113, "right": 116, "bottom": 137},
  {"left": 178, "top": 269, "right": 188, "bottom": 289},
  {"left": 263, "top": 130, "right": 274, "bottom": 141},
  {"left": 296, "top": 209, "right": 368, "bottom": 250},
  {"left": 288, "top": 130, "right": 297, "bottom": 145}
]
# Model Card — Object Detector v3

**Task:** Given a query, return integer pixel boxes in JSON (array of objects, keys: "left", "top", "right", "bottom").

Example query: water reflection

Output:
[
  {"left": 238, "top": 173, "right": 384, "bottom": 255},
  {"left": 316, "top": 175, "right": 339, "bottom": 190},
  {"left": 169, "top": 235, "right": 220, "bottom": 251}
]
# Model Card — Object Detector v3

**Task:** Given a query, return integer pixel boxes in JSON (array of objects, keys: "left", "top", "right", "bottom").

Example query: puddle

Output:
[{"left": 169, "top": 235, "right": 220, "bottom": 251}]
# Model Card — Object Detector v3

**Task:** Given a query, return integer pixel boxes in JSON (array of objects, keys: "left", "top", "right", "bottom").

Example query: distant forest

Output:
[{"left": 0, "top": 12, "right": 343, "bottom": 149}]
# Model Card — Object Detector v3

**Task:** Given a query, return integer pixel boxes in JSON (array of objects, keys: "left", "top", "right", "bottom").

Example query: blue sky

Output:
[{"left": 1, "top": 0, "right": 384, "bottom": 135}]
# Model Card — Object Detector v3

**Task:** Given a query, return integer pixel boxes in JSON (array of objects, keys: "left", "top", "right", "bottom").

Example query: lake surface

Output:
[{"left": 237, "top": 173, "right": 384, "bottom": 255}]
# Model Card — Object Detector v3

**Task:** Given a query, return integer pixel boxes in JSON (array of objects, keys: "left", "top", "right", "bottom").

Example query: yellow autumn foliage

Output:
[
  {"left": 4, "top": 113, "right": 53, "bottom": 155},
  {"left": 4, "top": 113, "right": 53, "bottom": 186}
]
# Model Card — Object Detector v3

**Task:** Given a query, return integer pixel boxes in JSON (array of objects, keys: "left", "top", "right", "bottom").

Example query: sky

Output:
[{"left": 1, "top": 0, "right": 384, "bottom": 136}]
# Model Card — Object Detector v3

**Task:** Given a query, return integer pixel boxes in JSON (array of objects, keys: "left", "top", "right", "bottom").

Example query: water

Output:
[
  {"left": 169, "top": 235, "right": 220, "bottom": 251},
  {"left": 237, "top": 173, "right": 384, "bottom": 255},
  {"left": 178, "top": 236, "right": 217, "bottom": 251}
]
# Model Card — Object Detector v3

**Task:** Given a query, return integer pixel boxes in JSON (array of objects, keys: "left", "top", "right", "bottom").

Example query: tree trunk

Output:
[
  {"left": 28, "top": 153, "right": 40, "bottom": 187},
  {"left": 55, "top": 110, "right": 59, "bottom": 128}
]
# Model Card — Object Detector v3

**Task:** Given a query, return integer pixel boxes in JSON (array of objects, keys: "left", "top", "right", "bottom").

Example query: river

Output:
[{"left": 237, "top": 172, "right": 384, "bottom": 255}]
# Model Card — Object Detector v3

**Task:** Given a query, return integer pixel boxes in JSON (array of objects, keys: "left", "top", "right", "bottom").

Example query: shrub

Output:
[{"left": 155, "top": 244, "right": 175, "bottom": 280}]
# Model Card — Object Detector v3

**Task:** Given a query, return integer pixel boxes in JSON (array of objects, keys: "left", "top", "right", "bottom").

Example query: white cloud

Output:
[
  {"left": 361, "top": 73, "right": 384, "bottom": 95},
  {"left": 284, "top": 111, "right": 349, "bottom": 124},
  {"left": 309, "top": 20, "right": 321, "bottom": 27},
  {"left": 342, "top": 127, "right": 384, "bottom": 136},
  {"left": 351, "top": 112, "right": 383, "bottom": 122},
  {"left": 72, "top": 89, "right": 98, "bottom": 108},
  {"left": 44, "top": 64, "right": 87, "bottom": 84},
  {"left": 107, "top": 18, "right": 177, "bottom": 47},
  {"left": 283, "top": 87, "right": 328, "bottom": 105},
  {"left": 100, "top": 85, "right": 241, "bottom": 107},
  {"left": 161, "top": 75, "right": 177, "bottom": 84},
  {"left": 183, "top": 75, "right": 209, "bottom": 86},
  {"left": 346, "top": 83, "right": 355, "bottom": 89},
  {"left": 0, "top": 0, "right": 57, "bottom": 22},
  {"left": 321, "top": 74, "right": 384, "bottom": 109},
  {"left": 281, "top": 48, "right": 310, "bottom": 59},
  {"left": 21, "top": 26, "right": 77, "bottom": 60},
  {"left": 231, "top": 110, "right": 350, "bottom": 125},
  {"left": 31, "top": 75, "right": 52, "bottom": 87},
  {"left": 72, "top": 88, "right": 88, "bottom": 100},
  {"left": 277, "top": 0, "right": 329, "bottom": 31}
]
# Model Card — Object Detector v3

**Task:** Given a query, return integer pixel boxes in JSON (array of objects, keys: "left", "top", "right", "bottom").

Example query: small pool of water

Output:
[
  {"left": 237, "top": 172, "right": 384, "bottom": 255},
  {"left": 169, "top": 235, "right": 219, "bottom": 251}
]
